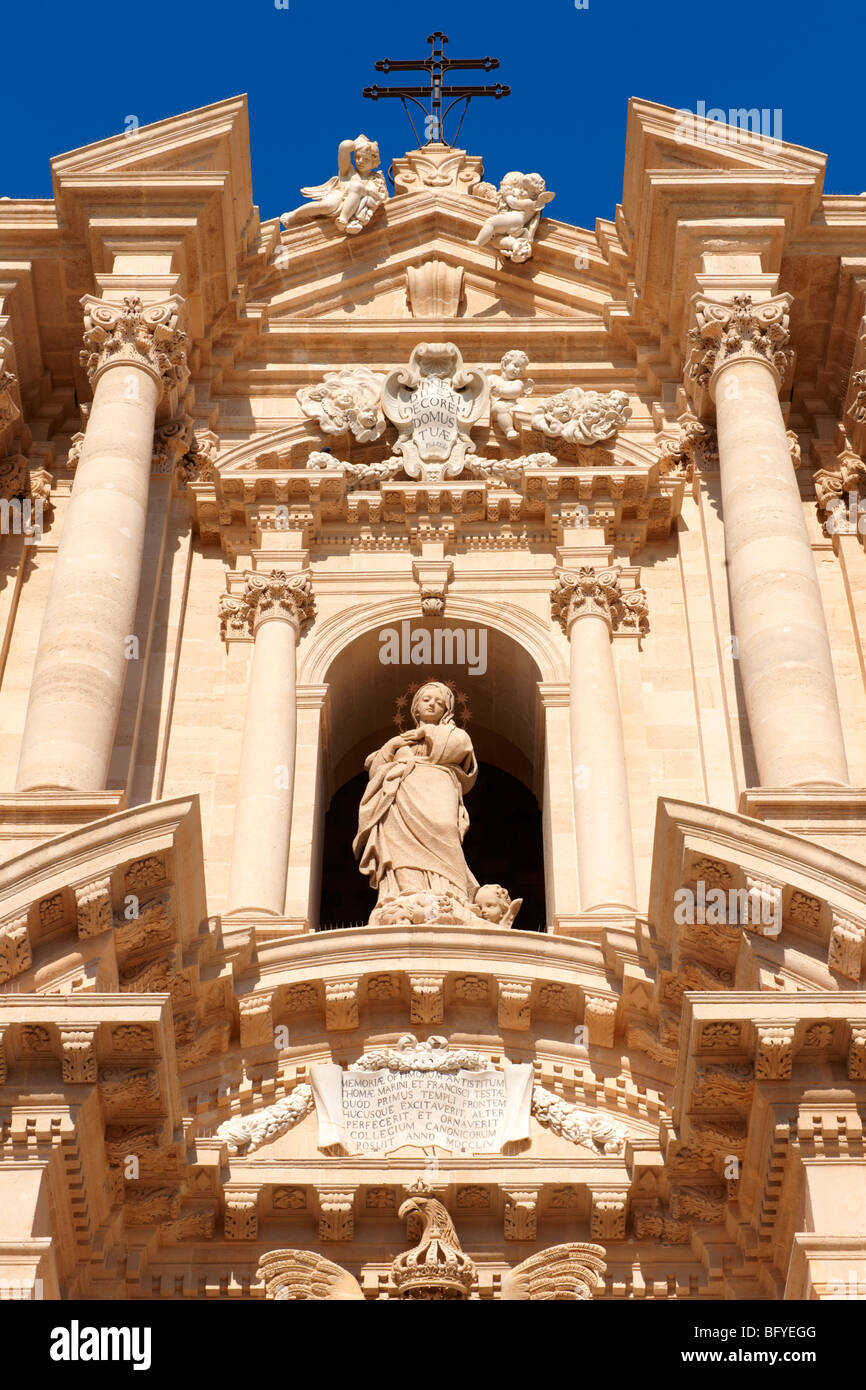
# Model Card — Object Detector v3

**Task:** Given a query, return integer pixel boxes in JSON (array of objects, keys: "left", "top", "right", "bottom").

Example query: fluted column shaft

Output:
[
  {"left": 692, "top": 292, "right": 849, "bottom": 787},
  {"left": 552, "top": 567, "right": 640, "bottom": 913},
  {"left": 223, "top": 572, "right": 315, "bottom": 916},
  {"left": 16, "top": 294, "right": 187, "bottom": 792}
]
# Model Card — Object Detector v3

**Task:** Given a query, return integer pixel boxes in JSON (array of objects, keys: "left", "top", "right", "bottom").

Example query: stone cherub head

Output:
[{"left": 473, "top": 883, "right": 523, "bottom": 927}]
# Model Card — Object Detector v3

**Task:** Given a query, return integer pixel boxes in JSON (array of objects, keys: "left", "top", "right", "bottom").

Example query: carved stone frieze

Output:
[{"left": 238, "top": 993, "right": 275, "bottom": 1048}]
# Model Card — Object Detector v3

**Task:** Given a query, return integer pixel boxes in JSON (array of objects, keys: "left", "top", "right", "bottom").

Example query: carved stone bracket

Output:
[
  {"left": 317, "top": 1189, "right": 355, "bottom": 1242},
  {"left": 828, "top": 912, "right": 865, "bottom": 982},
  {"left": 847, "top": 1024, "right": 866, "bottom": 1081},
  {"left": 60, "top": 1026, "right": 98, "bottom": 1084},
  {"left": 325, "top": 978, "right": 360, "bottom": 1031},
  {"left": 238, "top": 992, "right": 276, "bottom": 1048},
  {"left": 755, "top": 1025, "right": 796, "bottom": 1080},
  {"left": 504, "top": 1189, "right": 539, "bottom": 1241},
  {"left": 74, "top": 876, "right": 113, "bottom": 939},
  {"left": 584, "top": 993, "right": 618, "bottom": 1048},
  {"left": 409, "top": 974, "right": 445, "bottom": 1025},
  {"left": 0, "top": 911, "right": 32, "bottom": 984},
  {"left": 498, "top": 979, "right": 532, "bottom": 1031},
  {"left": 224, "top": 1190, "right": 258, "bottom": 1241},
  {"left": 590, "top": 1189, "right": 629, "bottom": 1241}
]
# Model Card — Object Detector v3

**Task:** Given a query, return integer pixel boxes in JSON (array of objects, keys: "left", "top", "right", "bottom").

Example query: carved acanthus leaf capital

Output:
[
  {"left": 687, "top": 292, "right": 793, "bottom": 393},
  {"left": 80, "top": 294, "right": 189, "bottom": 399},
  {"left": 551, "top": 566, "right": 649, "bottom": 642},
  {"left": 219, "top": 570, "right": 315, "bottom": 640}
]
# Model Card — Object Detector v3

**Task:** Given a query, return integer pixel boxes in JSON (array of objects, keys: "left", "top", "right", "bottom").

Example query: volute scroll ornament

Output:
[{"left": 551, "top": 566, "right": 649, "bottom": 643}]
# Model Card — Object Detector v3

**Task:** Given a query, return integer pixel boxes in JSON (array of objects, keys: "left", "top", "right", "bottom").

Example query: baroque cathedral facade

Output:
[{"left": 0, "top": 90, "right": 865, "bottom": 1301}]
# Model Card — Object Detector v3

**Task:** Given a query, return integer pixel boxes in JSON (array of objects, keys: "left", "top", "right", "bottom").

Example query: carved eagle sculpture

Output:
[{"left": 501, "top": 1242, "right": 607, "bottom": 1300}]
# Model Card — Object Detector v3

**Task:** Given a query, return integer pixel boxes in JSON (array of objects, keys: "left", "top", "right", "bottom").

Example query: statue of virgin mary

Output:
[{"left": 353, "top": 681, "right": 480, "bottom": 913}]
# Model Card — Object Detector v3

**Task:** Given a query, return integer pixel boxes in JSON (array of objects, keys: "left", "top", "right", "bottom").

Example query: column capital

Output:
[
  {"left": 687, "top": 291, "right": 793, "bottom": 398},
  {"left": 551, "top": 566, "right": 648, "bottom": 642},
  {"left": 80, "top": 294, "right": 189, "bottom": 398},
  {"left": 219, "top": 569, "right": 315, "bottom": 640}
]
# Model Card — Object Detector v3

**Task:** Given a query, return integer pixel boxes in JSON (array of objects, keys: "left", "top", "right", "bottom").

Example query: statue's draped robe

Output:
[{"left": 353, "top": 722, "right": 478, "bottom": 903}]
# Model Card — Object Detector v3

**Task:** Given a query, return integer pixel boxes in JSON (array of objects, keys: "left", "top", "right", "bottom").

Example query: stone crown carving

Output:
[
  {"left": 687, "top": 292, "right": 793, "bottom": 390},
  {"left": 551, "top": 566, "right": 649, "bottom": 641},
  {"left": 530, "top": 386, "right": 631, "bottom": 445},
  {"left": 393, "top": 1192, "right": 476, "bottom": 1299},
  {"left": 218, "top": 570, "right": 315, "bottom": 639},
  {"left": 80, "top": 294, "right": 189, "bottom": 397}
]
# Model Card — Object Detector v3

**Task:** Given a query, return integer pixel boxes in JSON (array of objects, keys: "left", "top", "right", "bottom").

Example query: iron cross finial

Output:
[{"left": 363, "top": 31, "right": 510, "bottom": 147}]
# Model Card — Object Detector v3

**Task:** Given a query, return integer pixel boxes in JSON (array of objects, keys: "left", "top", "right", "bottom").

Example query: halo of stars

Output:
[{"left": 393, "top": 680, "right": 471, "bottom": 732}]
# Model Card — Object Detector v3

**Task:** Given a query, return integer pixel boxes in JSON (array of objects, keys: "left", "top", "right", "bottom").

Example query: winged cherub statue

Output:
[
  {"left": 474, "top": 171, "right": 555, "bottom": 263},
  {"left": 281, "top": 135, "right": 389, "bottom": 236}
]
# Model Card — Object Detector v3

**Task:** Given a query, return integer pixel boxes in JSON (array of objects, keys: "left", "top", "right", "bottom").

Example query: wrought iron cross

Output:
[{"left": 363, "top": 31, "right": 510, "bottom": 147}]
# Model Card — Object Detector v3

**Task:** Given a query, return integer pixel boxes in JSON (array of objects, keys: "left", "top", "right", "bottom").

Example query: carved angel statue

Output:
[
  {"left": 487, "top": 350, "right": 533, "bottom": 439},
  {"left": 474, "top": 171, "right": 555, "bottom": 263},
  {"left": 297, "top": 366, "right": 386, "bottom": 442},
  {"left": 281, "top": 135, "right": 389, "bottom": 236}
]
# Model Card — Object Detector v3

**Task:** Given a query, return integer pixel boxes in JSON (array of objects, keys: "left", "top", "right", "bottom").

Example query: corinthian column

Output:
[
  {"left": 221, "top": 571, "right": 315, "bottom": 917},
  {"left": 16, "top": 294, "right": 188, "bottom": 791},
  {"left": 690, "top": 292, "right": 848, "bottom": 788},
  {"left": 552, "top": 567, "right": 645, "bottom": 912}
]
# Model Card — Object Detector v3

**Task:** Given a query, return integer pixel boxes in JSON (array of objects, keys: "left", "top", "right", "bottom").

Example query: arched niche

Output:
[{"left": 287, "top": 607, "right": 572, "bottom": 931}]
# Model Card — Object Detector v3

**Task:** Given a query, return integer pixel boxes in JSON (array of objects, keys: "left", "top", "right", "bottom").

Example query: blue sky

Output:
[{"left": 4, "top": 0, "right": 864, "bottom": 230}]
